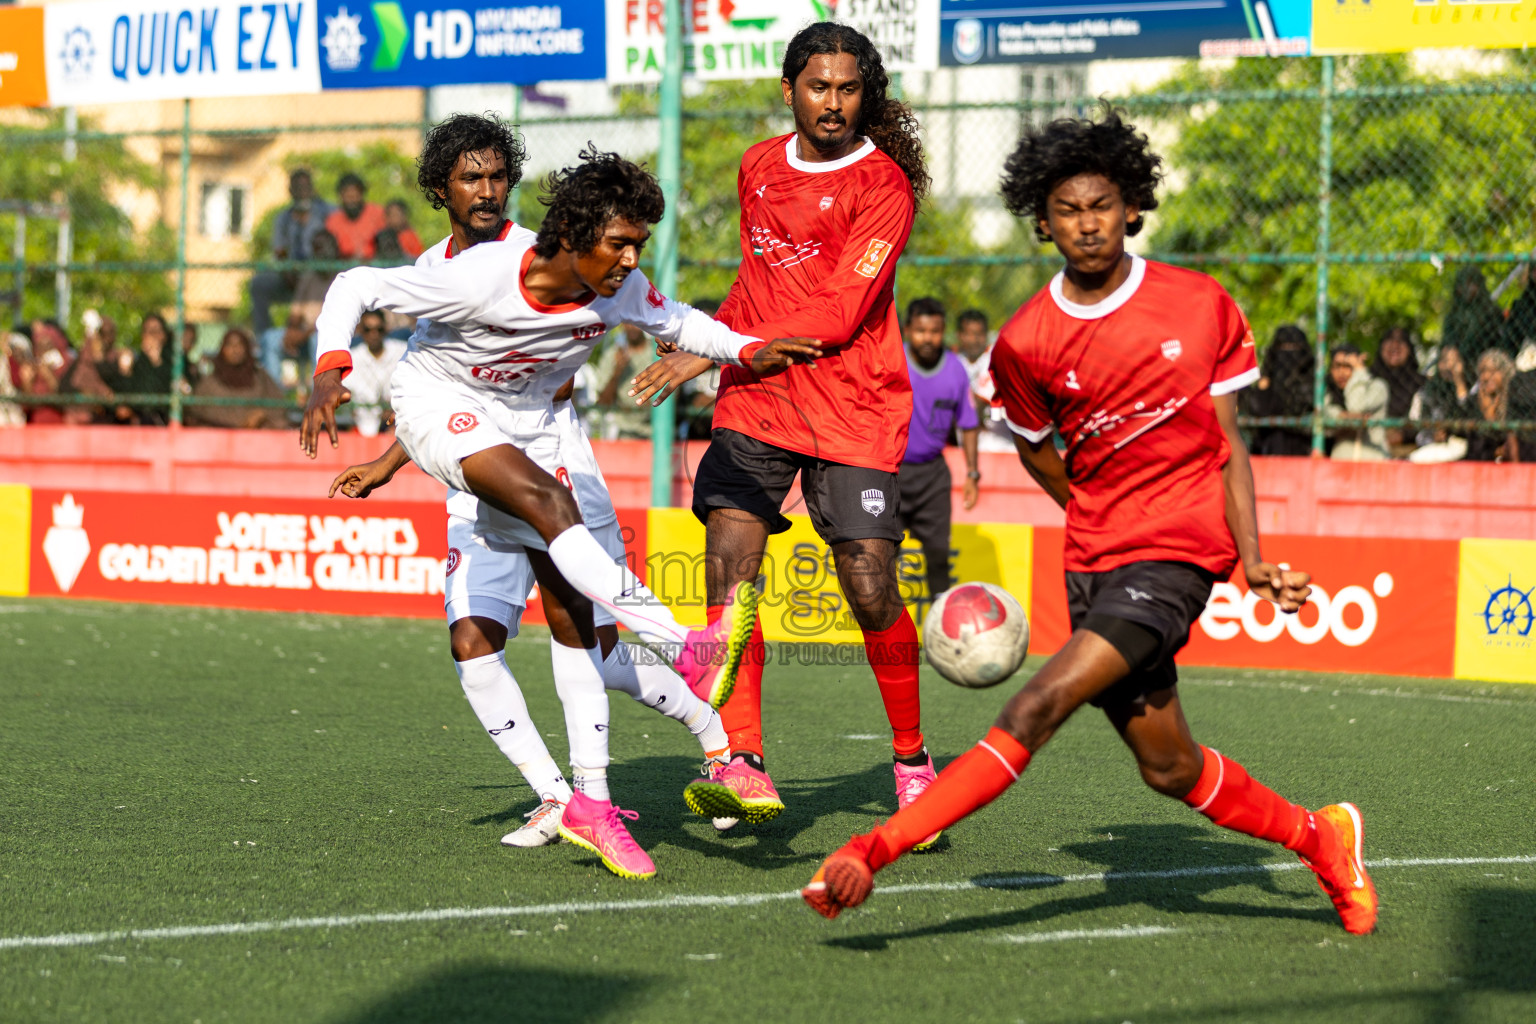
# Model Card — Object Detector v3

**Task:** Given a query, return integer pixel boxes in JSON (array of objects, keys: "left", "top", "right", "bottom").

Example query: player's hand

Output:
[
  {"left": 962, "top": 477, "right": 980, "bottom": 511},
  {"left": 329, "top": 457, "right": 396, "bottom": 499},
  {"left": 300, "top": 369, "right": 351, "bottom": 458},
  {"left": 654, "top": 338, "right": 678, "bottom": 355},
  {"left": 750, "top": 337, "right": 823, "bottom": 376},
  {"left": 628, "top": 351, "right": 712, "bottom": 407},
  {"left": 1246, "top": 562, "right": 1311, "bottom": 613}
]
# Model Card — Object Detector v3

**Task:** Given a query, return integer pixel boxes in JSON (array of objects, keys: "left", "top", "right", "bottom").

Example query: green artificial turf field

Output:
[{"left": 1, "top": 597, "right": 1533, "bottom": 1023}]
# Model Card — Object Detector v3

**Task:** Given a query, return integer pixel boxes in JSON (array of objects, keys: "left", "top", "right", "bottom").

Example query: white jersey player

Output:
[
  {"left": 338, "top": 229, "right": 737, "bottom": 851},
  {"left": 304, "top": 144, "right": 822, "bottom": 879}
]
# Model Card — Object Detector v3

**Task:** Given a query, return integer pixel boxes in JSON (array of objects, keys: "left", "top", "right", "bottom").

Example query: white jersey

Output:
[
  {"left": 315, "top": 229, "right": 759, "bottom": 411},
  {"left": 407, "top": 229, "right": 616, "bottom": 528}
]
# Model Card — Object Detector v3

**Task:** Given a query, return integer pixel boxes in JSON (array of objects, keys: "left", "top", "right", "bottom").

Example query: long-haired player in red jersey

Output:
[
  {"left": 801, "top": 107, "right": 1379, "bottom": 935},
  {"left": 629, "top": 22, "right": 934, "bottom": 834}
]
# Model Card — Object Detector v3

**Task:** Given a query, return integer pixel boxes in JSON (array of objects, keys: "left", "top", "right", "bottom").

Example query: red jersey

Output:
[
  {"left": 713, "top": 134, "right": 915, "bottom": 472},
  {"left": 989, "top": 257, "right": 1258, "bottom": 577}
]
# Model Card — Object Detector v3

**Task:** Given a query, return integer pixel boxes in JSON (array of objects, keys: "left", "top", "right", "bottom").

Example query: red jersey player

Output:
[
  {"left": 629, "top": 22, "right": 936, "bottom": 834},
  {"left": 801, "top": 108, "right": 1379, "bottom": 936}
]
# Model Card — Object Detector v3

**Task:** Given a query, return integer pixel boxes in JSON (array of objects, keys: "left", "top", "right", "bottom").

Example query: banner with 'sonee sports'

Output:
[{"left": 42, "top": 0, "right": 322, "bottom": 106}]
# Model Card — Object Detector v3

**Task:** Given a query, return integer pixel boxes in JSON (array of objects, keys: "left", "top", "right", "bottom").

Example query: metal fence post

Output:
[
  {"left": 172, "top": 98, "right": 191, "bottom": 426},
  {"left": 650, "top": 0, "right": 683, "bottom": 507},
  {"left": 1312, "top": 56, "right": 1334, "bottom": 455}
]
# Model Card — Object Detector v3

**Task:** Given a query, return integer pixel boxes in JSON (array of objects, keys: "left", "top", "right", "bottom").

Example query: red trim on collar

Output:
[{"left": 518, "top": 247, "right": 594, "bottom": 314}]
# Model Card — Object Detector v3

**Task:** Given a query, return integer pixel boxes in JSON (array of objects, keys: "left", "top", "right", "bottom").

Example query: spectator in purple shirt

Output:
[{"left": 897, "top": 297, "right": 981, "bottom": 607}]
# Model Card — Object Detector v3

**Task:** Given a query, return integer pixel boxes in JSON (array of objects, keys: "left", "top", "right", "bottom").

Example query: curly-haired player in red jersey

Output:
[
  {"left": 801, "top": 107, "right": 1379, "bottom": 935},
  {"left": 628, "top": 22, "right": 935, "bottom": 833}
]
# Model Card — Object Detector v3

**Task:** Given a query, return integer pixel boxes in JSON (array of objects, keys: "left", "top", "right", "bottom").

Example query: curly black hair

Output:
[
  {"left": 999, "top": 104, "right": 1163, "bottom": 242},
  {"left": 532, "top": 145, "right": 665, "bottom": 258},
  {"left": 417, "top": 112, "right": 526, "bottom": 211},
  {"left": 782, "top": 22, "right": 929, "bottom": 205}
]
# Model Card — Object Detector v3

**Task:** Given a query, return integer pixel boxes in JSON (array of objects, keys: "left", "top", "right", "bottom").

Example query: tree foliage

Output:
[
  {"left": 1143, "top": 54, "right": 1536, "bottom": 351},
  {"left": 0, "top": 110, "right": 175, "bottom": 339}
]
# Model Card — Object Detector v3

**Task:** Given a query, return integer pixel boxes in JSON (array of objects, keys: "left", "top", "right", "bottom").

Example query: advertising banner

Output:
[
  {"left": 42, "top": 1, "right": 323, "bottom": 106},
  {"left": 24, "top": 487, "right": 648, "bottom": 626},
  {"left": 1028, "top": 531, "right": 1460, "bottom": 678},
  {"left": 316, "top": 1, "right": 605, "bottom": 90},
  {"left": 940, "top": 0, "right": 1311, "bottom": 65},
  {"left": 1313, "top": 0, "right": 1536, "bottom": 54},
  {"left": 1454, "top": 539, "right": 1536, "bottom": 684},
  {"left": 0, "top": 7, "right": 49, "bottom": 108},
  {"left": 644, "top": 507, "right": 1031, "bottom": 644}
]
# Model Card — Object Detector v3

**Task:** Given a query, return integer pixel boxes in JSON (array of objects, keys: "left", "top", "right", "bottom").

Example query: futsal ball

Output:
[{"left": 923, "top": 582, "right": 1030, "bottom": 688}]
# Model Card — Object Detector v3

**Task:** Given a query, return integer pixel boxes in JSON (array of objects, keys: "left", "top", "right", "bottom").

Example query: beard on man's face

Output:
[{"left": 459, "top": 201, "right": 505, "bottom": 243}]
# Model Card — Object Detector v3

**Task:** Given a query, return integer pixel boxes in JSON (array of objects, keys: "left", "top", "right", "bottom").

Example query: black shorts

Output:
[
  {"left": 1065, "top": 560, "right": 1218, "bottom": 709},
  {"left": 691, "top": 428, "right": 903, "bottom": 543}
]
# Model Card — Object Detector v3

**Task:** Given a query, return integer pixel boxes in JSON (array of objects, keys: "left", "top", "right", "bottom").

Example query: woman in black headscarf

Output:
[
  {"left": 1442, "top": 265, "right": 1510, "bottom": 365},
  {"left": 1371, "top": 327, "right": 1424, "bottom": 455},
  {"left": 1242, "top": 324, "right": 1315, "bottom": 456}
]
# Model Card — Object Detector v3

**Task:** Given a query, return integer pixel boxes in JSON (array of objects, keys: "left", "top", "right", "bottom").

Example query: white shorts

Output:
[
  {"left": 395, "top": 360, "right": 616, "bottom": 552},
  {"left": 444, "top": 516, "right": 627, "bottom": 634}
]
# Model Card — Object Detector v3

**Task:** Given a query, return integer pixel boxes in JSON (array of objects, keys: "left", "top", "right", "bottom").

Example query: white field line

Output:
[
  {"left": 1181, "top": 676, "right": 1530, "bottom": 708},
  {"left": 1, "top": 855, "right": 1530, "bottom": 954},
  {"left": 995, "top": 924, "right": 1179, "bottom": 944}
]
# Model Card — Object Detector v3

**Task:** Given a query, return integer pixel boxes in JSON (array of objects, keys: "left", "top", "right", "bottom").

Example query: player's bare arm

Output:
[
  {"left": 1214, "top": 391, "right": 1311, "bottom": 612},
  {"left": 1014, "top": 435, "right": 1070, "bottom": 509},
  {"left": 330, "top": 439, "right": 411, "bottom": 499},
  {"left": 627, "top": 339, "right": 823, "bottom": 407},
  {"left": 301, "top": 370, "right": 352, "bottom": 457}
]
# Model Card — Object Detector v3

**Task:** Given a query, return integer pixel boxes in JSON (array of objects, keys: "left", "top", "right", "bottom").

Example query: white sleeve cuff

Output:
[
  {"left": 1004, "top": 414, "right": 1053, "bottom": 443},
  {"left": 1210, "top": 366, "right": 1261, "bottom": 396}
]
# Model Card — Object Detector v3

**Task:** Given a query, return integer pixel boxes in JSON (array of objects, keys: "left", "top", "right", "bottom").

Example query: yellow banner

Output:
[
  {"left": 1313, "top": 0, "right": 1536, "bottom": 54},
  {"left": 1454, "top": 538, "right": 1536, "bottom": 684},
  {"left": 0, "top": 484, "right": 32, "bottom": 596},
  {"left": 644, "top": 508, "right": 1032, "bottom": 644}
]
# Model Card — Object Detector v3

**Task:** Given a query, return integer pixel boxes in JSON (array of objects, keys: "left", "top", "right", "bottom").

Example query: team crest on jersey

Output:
[
  {"left": 1161, "top": 339, "right": 1183, "bottom": 361},
  {"left": 445, "top": 548, "right": 461, "bottom": 576},
  {"left": 819, "top": 195, "right": 834, "bottom": 211},
  {"left": 447, "top": 412, "right": 478, "bottom": 434},
  {"left": 555, "top": 466, "right": 574, "bottom": 491},
  {"left": 861, "top": 489, "right": 887, "bottom": 516},
  {"left": 646, "top": 282, "right": 665, "bottom": 309},
  {"left": 855, "top": 238, "right": 893, "bottom": 278}
]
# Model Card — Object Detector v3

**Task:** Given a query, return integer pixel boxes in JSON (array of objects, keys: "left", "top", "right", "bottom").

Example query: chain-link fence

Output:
[{"left": 2, "top": 54, "right": 1534, "bottom": 458}]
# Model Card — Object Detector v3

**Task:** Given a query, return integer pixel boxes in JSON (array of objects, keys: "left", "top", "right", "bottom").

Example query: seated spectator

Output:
[
  {"left": 346, "top": 311, "right": 407, "bottom": 437},
  {"left": 101, "top": 313, "right": 175, "bottom": 426},
  {"left": 377, "top": 200, "right": 423, "bottom": 260},
  {"left": 10, "top": 325, "right": 65, "bottom": 424},
  {"left": 288, "top": 229, "right": 341, "bottom": 327},
  {"left": 1242, "top": 324, "right": 1315, "bottom": 456},
  {"left": 259, "top": 310, "right": 318, "bottom": 393},
  {"left": 1502, "top": 259, "right": 1536, "bottom": 353},
  {"left": 187, "top": 328, "right": 288, "bottom": 429},
  {"left": 1443, "top": 265, "right": 1510, "bottom": 366},
  {"left": 1324, "top": 344, "right": 1389, "bottom": 461},
  {"left": 1372, "top": 327, "right": 1424, "bottom": 457},
  {"left": 0, "top": 331, "right": 25, "bottom": 427},
  {"left": 324, "top": 173, "right": 387, "bottom": 261},
  {"left": 59, "top": 323, "right": 113, "bottom": 425},
  {"left": 590, "top": 324, "right": 655, "bottom": 440},
  {"left": 250, "top": 169, "right": 333, "bottom": 336},
  {"left": 1465, "top": 349, "right": 1536, "bottom": 463},
  {"left": 1408, "top": 343, "right": 1473, "bottom": 464}
]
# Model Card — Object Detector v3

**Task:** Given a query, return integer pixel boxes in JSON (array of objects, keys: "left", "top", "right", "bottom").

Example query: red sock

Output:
[
  {"left": 865, "top": 613, "right": 924, "bottom": 758},
  {"left": 709, "top": 603, "right": 764, "bottom": 757},
  {"left": 869, "top": 728, "right": 1031, "bottom": 869},
  {"left": 1182, "top": 746, "right": 1324, "bottom": 861}
]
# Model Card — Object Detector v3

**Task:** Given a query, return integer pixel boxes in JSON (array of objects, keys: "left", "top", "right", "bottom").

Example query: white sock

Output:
[
  {"left": 602, "top": 644, "right": 729, "bottom": 754},
  {"left": 546, "top": 525, "right": 688, "bottom": 647},
  {"left": 455, "top": 652, "right": 570, "bottom": 803},
  {"left": 550, "top": 638, "right": 611, "bottom": 803}
]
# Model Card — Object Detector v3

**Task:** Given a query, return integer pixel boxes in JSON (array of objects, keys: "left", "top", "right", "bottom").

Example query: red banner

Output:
[
  {"left": 1029, "top": 530, "right": 1458, "bottom": 678},
  {"left": 27, "top": 489, "right": 648, "bottom": 624}
]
